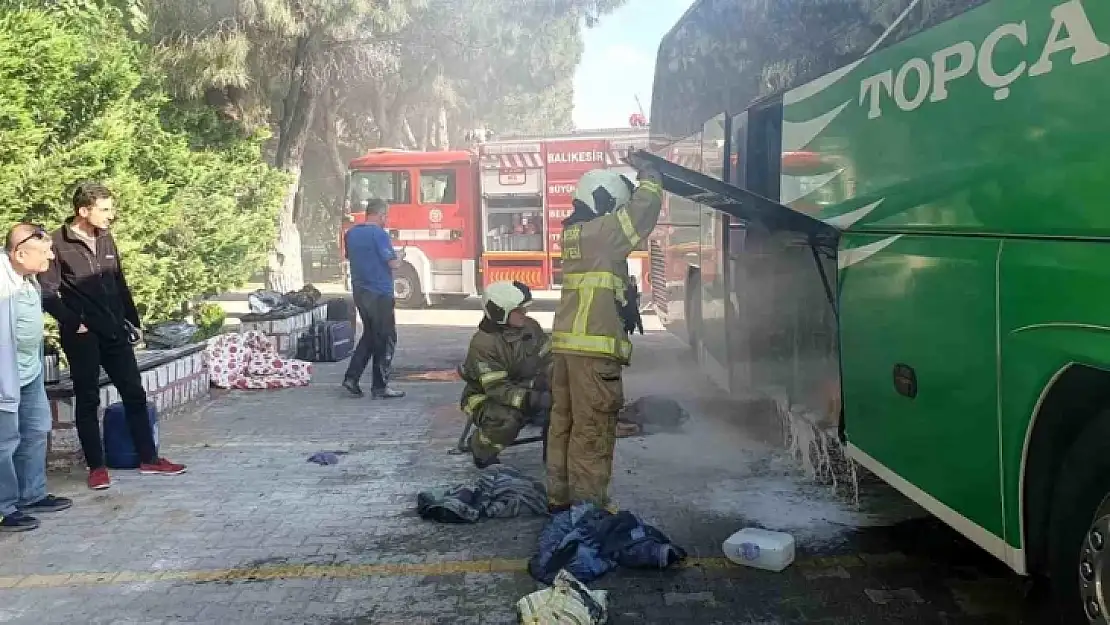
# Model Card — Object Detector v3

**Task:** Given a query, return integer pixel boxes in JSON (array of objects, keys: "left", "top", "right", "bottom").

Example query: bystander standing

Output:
[
  {"left": 341, "top": 198, "right": 405, "bottom": 400},
  {"left": 0, "top": 224, "right": 73, "bottom": 531},
  {"left": 39, "top": 183, "right": 186, "bottom": 490}
]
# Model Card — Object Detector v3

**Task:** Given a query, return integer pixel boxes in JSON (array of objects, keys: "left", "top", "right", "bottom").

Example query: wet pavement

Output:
[{"left": 0, "top": 307, "right": 1053, "bottom": 624}]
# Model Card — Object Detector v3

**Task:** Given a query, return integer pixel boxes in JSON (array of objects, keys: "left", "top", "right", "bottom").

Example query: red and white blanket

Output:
[{"left": 206, "top": 330, "right": 312, "bottom": 390}]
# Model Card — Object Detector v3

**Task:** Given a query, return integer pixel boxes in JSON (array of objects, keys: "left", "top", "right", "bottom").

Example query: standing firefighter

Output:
[
  {"left": 459, "top": 281, "right": 553, "bottom": 469},
  {"left": 547, "top": 163, "right": 663, "bottom": 512}
]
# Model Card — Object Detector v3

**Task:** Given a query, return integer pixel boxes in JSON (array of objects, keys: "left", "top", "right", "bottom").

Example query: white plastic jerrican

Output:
[{"left": 722, "top": 528, "right": 796, "bottom": 572}]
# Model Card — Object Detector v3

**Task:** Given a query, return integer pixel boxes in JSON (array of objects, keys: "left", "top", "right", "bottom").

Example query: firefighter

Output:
[
  {"left": 547, "top": 162, "right": 663, "bottom": 512},
  {"left": 458, "top": 281, "right": 553, "bottom": 469}
]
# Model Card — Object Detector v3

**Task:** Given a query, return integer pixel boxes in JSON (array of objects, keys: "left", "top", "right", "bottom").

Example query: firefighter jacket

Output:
[
  {"left": 459, "top": 316, "right": 553, "bottom": 418},
  {"left": 551, "top": 180, "right": 663, "bottom": 364}
]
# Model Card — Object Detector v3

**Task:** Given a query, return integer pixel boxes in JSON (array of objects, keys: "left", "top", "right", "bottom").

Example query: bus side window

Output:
[{"left": 420, "top": 169, "right": 456, "bottom": 204}]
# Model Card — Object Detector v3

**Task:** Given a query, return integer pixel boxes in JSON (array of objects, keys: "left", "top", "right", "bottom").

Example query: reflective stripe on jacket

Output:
[
  {"left": 551, "top": 180, "right": 662, "bottom": 364},
  {"left": 459, "top": 316, "right": 553, "bottom": 417}
]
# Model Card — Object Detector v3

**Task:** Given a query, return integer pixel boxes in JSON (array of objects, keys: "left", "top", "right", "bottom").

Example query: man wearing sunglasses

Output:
[
  {"left": 0, "top": 224, "right": 73, "bottom": 531},
  {"left": 39, "top": 183, "right": 186, "bottom": 491}
]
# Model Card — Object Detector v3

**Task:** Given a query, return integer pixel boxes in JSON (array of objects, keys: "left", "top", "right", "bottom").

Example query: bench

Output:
[
  {"left": 237, "top": 304, "right": 328, "bottom": 357},
  {"left": 45, "top": 343, "right": 210, "bottom": 464}
]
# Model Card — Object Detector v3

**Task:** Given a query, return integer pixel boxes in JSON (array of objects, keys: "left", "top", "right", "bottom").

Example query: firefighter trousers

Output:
[
  {"left": 546, "top": 353, "right": 624, "bottom": 508},
  {"left": 470, "top": 402, "right": 526, "bottom": 464}
]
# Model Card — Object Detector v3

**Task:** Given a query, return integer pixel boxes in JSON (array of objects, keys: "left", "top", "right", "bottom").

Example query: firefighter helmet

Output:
[
  {"left": 483, "top": 280, "right": 533, "bottom": 324},
  {"left": 572, "top": 169, "right": 635, "bottom": 216}
]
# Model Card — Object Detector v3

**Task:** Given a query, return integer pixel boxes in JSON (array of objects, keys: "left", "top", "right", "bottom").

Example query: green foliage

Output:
[
  {"left": 192, "top": 301, "right": 226, "bottom": 340},
  {"left": 0, "top": 6, "right": 288, "bottom": 323}
]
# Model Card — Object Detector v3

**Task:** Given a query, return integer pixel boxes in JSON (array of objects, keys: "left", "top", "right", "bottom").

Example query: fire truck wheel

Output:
[{"left": 394, "top": 263, "right": 424, "bottom": 309}]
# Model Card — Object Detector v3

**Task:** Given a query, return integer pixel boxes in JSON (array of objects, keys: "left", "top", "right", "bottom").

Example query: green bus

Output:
[{"left": 647, "top": 0, "right": 1110, "bottom": 620}]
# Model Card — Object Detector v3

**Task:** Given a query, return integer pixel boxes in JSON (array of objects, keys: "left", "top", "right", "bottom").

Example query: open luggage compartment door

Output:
[{"left": 626, "top": 149, "right": 841, "bottom": 316}]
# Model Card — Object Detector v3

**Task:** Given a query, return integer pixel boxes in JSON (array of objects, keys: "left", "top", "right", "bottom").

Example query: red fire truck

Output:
[{"left": 340, "top": 129, "right": 653, "bottom": 308}]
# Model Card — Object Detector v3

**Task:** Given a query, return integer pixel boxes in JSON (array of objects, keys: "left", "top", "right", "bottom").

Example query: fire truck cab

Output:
[
  {"left": 341, "top": 130, "right": 653, "bottom": 308},
  {"left": 342, "top": 149, "right": 479, "bottom": 308}
]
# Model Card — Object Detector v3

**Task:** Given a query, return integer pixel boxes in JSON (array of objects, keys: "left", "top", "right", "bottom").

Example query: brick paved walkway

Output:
[{"left": 0, "top": 313, "right": 1049, "bottom": 624}]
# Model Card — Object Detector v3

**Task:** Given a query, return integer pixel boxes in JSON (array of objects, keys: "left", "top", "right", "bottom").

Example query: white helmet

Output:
[
  {"left": 482, "top": 280, "right": 533, "bottom": 324},
  {"left": 572, "top": 169, "right": 634, "bottom": 216}
]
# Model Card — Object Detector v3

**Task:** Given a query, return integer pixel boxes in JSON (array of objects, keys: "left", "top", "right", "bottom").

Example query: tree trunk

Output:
[
  {"left": 401, "top": 116, "right": 417, "bottom": 148},
  {"left": 436, "top": 105, "right": 449, "bottom": 151},
  {"left": 418, "top": 112, "right": 431, "bottom": 150},
  {"left": 378, "top": 112, "right": 403, "bottom": 147},
  {"left": 268, "top": 172, "right": 306, "bottom": 293},
  {"left": 319, "top": 88, "right": 349, "bottom": 218},
  {"left": 267, "top": 34, "right": 318, "bottom": 292}
]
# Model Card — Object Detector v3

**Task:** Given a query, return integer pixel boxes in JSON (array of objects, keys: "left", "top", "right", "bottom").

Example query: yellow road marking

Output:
[{"left": 0, "top": 553, "right": 905, "bottom": 590}]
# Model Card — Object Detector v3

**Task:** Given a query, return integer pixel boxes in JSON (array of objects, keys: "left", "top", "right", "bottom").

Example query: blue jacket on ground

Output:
[{"left": 528, "top": 503, "right": 686, "bottom": 584}]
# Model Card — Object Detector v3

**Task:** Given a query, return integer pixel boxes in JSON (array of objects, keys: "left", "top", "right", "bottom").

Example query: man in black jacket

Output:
[{"left": 39, "top": 183, "right": 186, "bottom": 490}]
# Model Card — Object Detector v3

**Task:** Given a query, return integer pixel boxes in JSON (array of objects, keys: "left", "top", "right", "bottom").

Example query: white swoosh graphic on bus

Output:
[
  {"left": 782, "top": 102, "right": 850, "bottom": 152},
  {"left": 823, "top": 198, "right": 885, "bottom": 229},
  {"left": 783, "top": 0, "right": 923, "bottom": 106},
  {"left": 838, "top": 234, "right": 903, "bottom": 270},
  {"left": 780, "top": 169, "right": 845, "bottom": 205},
  {"left": 783, "top": 61, "right": 865, "bottom": 105}
]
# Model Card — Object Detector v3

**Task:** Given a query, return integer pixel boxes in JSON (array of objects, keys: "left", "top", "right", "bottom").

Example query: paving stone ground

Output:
[{"left": 0, "top": 305, "right": 1053, "bottom": 624}]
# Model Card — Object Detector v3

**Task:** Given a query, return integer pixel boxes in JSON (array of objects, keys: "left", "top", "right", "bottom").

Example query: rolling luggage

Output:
[
  {"left": 325, "top": 297, "right": 356, "bottom": 324},
  {"left": 297, "top": 320, "right": 354, "bottom": 362}
]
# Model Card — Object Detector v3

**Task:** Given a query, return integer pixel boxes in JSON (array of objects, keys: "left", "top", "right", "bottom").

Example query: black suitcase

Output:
[
  {"left": 325, "top": 297, "right": 356, "bottom": 324},
  {"left": 304, "top": 319, "right": 350, "bottom": 364}
]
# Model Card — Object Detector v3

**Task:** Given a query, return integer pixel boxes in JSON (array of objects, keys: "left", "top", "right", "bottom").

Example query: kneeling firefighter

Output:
[
  {"left": 546, "top": 161, "right": 663, "bottom": 512},
  {"left": 458, "top": 281, "right": 554, "bottom": 469}
]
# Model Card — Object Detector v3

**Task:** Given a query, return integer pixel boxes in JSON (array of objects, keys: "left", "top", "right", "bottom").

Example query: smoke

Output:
[{"left": 616, "top": 222, "right": 918, "bottom": 544}]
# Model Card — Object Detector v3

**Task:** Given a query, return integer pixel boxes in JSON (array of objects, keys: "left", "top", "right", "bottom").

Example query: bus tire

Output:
[
  {"left": 394, "top": 263, "right": 424, "bottom": 309},
  {"left": 1048, "top": 411, "right": 1110, "bottom": 624}
]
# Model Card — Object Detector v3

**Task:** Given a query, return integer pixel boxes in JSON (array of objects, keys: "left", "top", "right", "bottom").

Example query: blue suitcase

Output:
[
  {"left": 309, "top": 320, "right": 354, "bottom": 362},
  {"left": 103, "top": 403, "right": 159, "bottom": 469}
]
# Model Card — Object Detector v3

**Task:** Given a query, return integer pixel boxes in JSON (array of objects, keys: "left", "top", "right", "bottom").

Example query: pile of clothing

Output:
[
  {"left": 417, "top": 465, "right": 548, "bottom": 523},
  {"left": 242, "top": 285, "right": 323, "bottom": 321},
  {"left": 528, "top": 503, "right": 686, "bottom": 584},
  {"left": 206, "top": 330, "right": 313, "bottom": 390}
]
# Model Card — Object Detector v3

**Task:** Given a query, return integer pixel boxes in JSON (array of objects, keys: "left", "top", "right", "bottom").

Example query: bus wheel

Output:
[
  {"left": 1049, "top": 413, "right": 1110, "bottom": 624},
  {"left": 394, "top": 263, "right": 424, "bottom": 309}
]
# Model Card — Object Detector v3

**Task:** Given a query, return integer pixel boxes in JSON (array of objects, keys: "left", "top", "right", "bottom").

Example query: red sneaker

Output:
[
  {"left": 139, "top": 458, "right": 187, "bottom": 476},
  {"left": 88, "top": 468, "right": 112, "bottom": 490}
]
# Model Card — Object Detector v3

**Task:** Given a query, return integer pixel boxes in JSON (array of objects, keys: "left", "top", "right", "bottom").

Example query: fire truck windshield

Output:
[{"left": 348, "top": 170, "right": 411, "bottom": 213}]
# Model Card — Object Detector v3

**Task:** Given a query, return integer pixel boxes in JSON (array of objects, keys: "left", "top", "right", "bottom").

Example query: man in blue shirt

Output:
[{"left": 342, "top": 199, "right": 405, "bottom": 399}]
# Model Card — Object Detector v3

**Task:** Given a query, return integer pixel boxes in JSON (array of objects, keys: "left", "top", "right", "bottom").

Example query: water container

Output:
[
  {"left": 722, "top": 528, "right": 796, "bottom": 572},
  {"left": 103, "top": 403, "right": 160, "bottom": 469}
]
